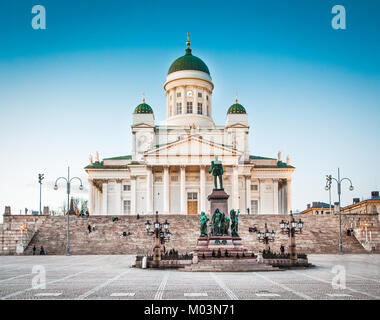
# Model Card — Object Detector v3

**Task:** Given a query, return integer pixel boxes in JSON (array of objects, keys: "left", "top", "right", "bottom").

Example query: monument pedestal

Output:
[
  {"left": 195, "top": 236, "right": 248, "bottom": 258},
  {"left": 207, "top": 189, "right": 229, "bottom": 217}
]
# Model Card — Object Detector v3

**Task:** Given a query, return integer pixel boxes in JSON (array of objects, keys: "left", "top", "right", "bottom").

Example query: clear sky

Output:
[{"left": 0, "top": 0, "right": 379, "bottom": 221}]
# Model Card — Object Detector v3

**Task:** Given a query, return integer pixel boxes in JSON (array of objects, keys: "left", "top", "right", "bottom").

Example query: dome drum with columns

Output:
[{"left": 85, "top": 35, "right": 295, "bottom": 216}]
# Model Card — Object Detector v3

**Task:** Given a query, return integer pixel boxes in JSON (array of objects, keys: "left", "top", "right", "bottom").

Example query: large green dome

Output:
[
  {"left": 227, "top": 103, "right": 246, "bottom": 114},
  {"left": 168, "top": 48, "right": 210, "bottom": 75},
  {"left": 134, "top": 102, "right": 153, "bottom": 114}
]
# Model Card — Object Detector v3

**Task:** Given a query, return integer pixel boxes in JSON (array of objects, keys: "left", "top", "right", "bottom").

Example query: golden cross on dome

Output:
[
  {"left": 186, "top": 32, "right": 191, "bottom": 48},
  {"left": 235, "top": 92, "right": 238, "bottom": 104},
  {"left": 142, "top": 91, "right": 145, "bottom": 103}
]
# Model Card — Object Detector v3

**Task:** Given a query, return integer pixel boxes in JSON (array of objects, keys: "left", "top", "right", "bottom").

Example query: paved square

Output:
[{"left": 0, "top": 254, "right": 379, "bottom": 300}]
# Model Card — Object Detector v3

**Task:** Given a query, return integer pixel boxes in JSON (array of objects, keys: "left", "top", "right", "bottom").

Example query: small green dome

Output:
[
  {"left": 227, "top": 103, "right": 246, "bottom": 114},
  {"left": 168, "top": 48, "right": 210, "bottom": 75},
  {"left": 134, "top": 103, "right": 153, "bottom": 114}
]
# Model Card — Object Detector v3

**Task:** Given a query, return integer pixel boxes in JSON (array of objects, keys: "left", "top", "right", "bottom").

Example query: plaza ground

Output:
[{"left": 0, "top": 254, "right": 379, "bottom": 300}]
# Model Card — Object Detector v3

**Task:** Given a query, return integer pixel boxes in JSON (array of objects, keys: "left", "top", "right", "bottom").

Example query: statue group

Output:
[
  {"left": 199, "top": 156, "right": 240, "bottom": 238},
  {"left": 200, "top": 209, "right": 239, "bottom": 238}
]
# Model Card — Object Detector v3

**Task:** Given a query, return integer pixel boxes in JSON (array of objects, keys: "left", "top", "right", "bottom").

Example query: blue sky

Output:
[{"left": 0, "top": 0, "right": 379, "bottom": 218}]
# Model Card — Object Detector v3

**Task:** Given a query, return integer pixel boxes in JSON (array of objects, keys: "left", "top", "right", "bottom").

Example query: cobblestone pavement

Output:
[{"left": 0, "top": 254, "right": 379, "bottom": 300}]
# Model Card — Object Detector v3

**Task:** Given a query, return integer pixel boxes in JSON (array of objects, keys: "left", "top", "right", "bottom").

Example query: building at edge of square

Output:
[{"left": 85, "top": 36, "right": 295, "bottom": 216}]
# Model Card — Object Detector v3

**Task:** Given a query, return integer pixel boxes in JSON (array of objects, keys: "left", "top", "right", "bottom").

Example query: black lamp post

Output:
[
  {"left": 53, "top": 167, "right": 83, "bottom": 255},
  {"left": 325, "top": 168, "right": 354, "bottom": 253},
  {"left": 280, "top": 211, "right": 303, "bottom": 264},
  {"left": 256, "top": 223, "right": 275, "bottom": 251},
  {"left": 145, "top": 211, "right": 171, "bottom": 267}
]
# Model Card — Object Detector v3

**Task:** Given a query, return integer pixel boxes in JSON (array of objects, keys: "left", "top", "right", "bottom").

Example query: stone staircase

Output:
[
  {"left": 1, "top": 213, "right": 374, "bottom": 255},
  {"left": 0, "top": 215, "right": 47, "bottom": 255},
  {"left": 341, "top": 213, "right": 380, "bottom": 253}
]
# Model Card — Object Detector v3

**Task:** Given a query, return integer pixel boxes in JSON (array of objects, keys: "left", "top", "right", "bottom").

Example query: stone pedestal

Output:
[
  {"left": 207, "top": 189, "right": 229, "bottom": 215},
  {"left": 195, "top": 236, "right": 248, "bottom": 258}
]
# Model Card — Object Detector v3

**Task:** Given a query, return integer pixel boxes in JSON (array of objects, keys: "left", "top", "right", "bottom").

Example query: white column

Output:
[
  {"left": 259, "top": 178, "right": 265, "bottom": 214},
  {"left": 193, "top": 87, "right": 197, "bottom": 114},
  {"left": 116, "top": 180, "right": 122, "bottom": 215},
  {"left": 245, "top": 176, "right": 251, "bottom": 214},
  {"left": 102, "top": 181, "right": 108, "bottom": 215},
  {"left": 232, "top": 166, "right": 239, "bottom": 210},
  {"left": 131, "top": 176, "right": 136, "bottom": 215},
  {"left": 132, "top": 132, "right": 136, "bottom": 160},
  {"left": 88, "top": 179, "right": 94, "bottom": 215},
  {"left": 180, "top": 165, "right": 186, "bottom": 214},
  {"left": 182, "top": 88, "right": 186, "bottom": 114},
  {"left": 273, "top": 179, "right": 279, "bottom": 214},
  {"left": 163, "top": 166, "right": 169, "bottom": 214},
  {"left": 200, "top": 165, "right": 206, "bottom": 212},
  {"left": 202, "top": 89, "right": 207, "bottom": 116},
  {"left": 146, "top": 166, "right": 153, "bottom": 214},
  {"left": 287, "top": 178, "right": 292, "bottom": 214}
]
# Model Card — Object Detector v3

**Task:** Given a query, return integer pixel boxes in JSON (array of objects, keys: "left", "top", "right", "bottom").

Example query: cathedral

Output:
[{"left": 85, "top": 36, "right": 295, "bottom": 216}]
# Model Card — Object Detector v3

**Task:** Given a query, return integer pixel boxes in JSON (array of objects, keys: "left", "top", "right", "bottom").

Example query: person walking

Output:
[
  {"left": 32, "top": 245, "right": 36, "bottom": 255},
  {"left": 39, "top": 246, "right": 45, "bottom": 255}
]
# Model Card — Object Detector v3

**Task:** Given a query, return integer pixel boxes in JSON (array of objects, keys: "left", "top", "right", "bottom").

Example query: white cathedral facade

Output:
[{"left": 85, "top": 37, "right": 295, "bottom": 216}]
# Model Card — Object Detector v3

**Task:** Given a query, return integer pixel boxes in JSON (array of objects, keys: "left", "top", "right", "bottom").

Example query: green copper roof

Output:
[
  {"left": 250, "top": 155, "right": 276, "bottom": 160},
  {"left": 103, "top": 155, "right": 132, "bottom": 160},
  {"left": 134, "top": 103, "right": 153, "bottom": 114},
  {"left": 168, "top": 48, "right": 210, "bottom": 75},
  {"left": 227, "top": 103, "right": 246, "bottom": 114}
]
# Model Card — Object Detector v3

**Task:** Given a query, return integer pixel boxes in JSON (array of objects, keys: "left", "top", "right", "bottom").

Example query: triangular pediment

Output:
[
  {"left": 225, "top": 123, "right": 250, "bottom": 129},
  {"left": 131, "top": 123, "right": 155, "bottom": 129},
  {"left": 145, "top": 135, "right": 241, "bottom": 157}
]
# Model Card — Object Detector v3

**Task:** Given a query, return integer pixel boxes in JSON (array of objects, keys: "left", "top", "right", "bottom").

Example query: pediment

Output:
[
  {"left": 225, "top": 123, "right": 249, "bottom": 129},
  {"left": 131, "top": 123, "right": 155, "bottom": 129},
  {"left": 145, "top": 135, "right": 241, "bottom": 158}
]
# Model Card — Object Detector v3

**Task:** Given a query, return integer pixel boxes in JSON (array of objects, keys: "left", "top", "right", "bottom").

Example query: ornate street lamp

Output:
[
  {"left": 280, "top": 212, "right": 303, "bottom": 265},
  {"left": 53, "top": 166, "right": 83, "bottom": 255},
  {"left": 325, "top": 168, "right": 354, "bottom": 253},
  {"left": 145, "top": 211, "right": 171, "bottom": 267},
  {"left": 256, "top": 223, "right": 275, "bottom": 251}
]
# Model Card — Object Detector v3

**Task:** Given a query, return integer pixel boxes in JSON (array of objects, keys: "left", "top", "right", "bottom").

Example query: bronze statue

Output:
[
  {"left": 223, "top": 216, "right": 230, "bottom": 236},
  {"left": 209, "top": 155, "right": 224, "bottom": 190},
  {"left": 210, "top": 208, "right": 232, "bottom": 236},
  {"left": 230, "top": 209, "right": 240, "bottom": 237},
  {"left": 199, "top": 212, "right": 209, "bottom": 237}
]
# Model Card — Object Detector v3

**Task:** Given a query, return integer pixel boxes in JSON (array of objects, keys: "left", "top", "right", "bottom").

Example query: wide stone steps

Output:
[{"left": 2, "top": 213, "right": 377, "bottom": 255}]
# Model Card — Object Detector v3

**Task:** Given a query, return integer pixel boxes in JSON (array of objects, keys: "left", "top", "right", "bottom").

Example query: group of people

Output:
[
  {"left": 76, "top": 209, "right": 90, "bottom": 218},
  {"left": 32, "top": 245, "right": 45, "bottom": 255}
]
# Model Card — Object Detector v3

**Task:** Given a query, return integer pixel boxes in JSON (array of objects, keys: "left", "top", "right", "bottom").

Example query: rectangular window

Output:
[
  {"left": 123, "top": 185, "right": 131, "bottom": 191},
  {"left": 123, "top": 200, "right": 131, "bottom": 214},
  {"left": 250, "top": 184, "right": 258, "bottom": 191},
  {"left": 207, "top": 105, "right": 209, "bottom": 116},
  {"left": 187, "top": 101, "right": 193, "bottom": 113},
  {"left": 177, "top": 92, "right": 181, "bottom": 97},
  {"left": 171, "top": 175, "right": 178, "bottom": 182},
  {"left": 187, "top": 192, "right": 197, "bottom": 200},
  {"left": 206, "top": 95, "right": 209, "bottom": 100},
  {"left": 251, "top": 200, "right": 258, "bottom": 214},
  {"left": 176, "top": 102, "right": 182, "bottom": 114},
  {"left": 197, "top": 103, "right": 202, "bottom": 114},
  {"left": 154, "top": 176, "right": 162, "bottom": 183},
  {"left": 198, "top": 92, "right": 202, "bottom": 98}
]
